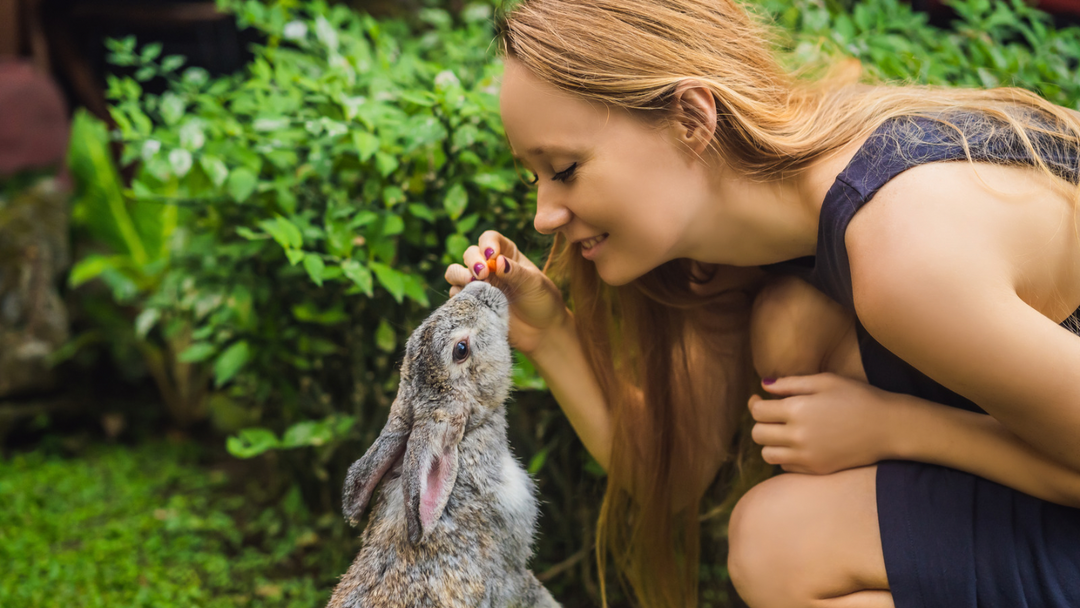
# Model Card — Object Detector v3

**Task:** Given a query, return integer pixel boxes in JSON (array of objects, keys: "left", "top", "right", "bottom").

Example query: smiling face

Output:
[{"left": 499, "top": 59, "right": 716, "bottom": 286}]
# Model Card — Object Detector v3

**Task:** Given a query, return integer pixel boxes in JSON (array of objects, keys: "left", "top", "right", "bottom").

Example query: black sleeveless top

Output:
[{"left": 764, "top": 112, "right": 1080, "bottom": 608}]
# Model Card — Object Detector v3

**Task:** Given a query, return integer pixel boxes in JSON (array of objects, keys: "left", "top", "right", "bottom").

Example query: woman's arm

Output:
[
  {"left": 895, "top": 391, "right": 1080, "bottom": 508},
  {"left": 752, "top": 374, "right": 1080, "bottom": 508},
  {"left": 524, "top": 309, "right": 615, "bottom": 471},
  {"left": 847, "top": 163, "right": 1080, "bottom": 471}
]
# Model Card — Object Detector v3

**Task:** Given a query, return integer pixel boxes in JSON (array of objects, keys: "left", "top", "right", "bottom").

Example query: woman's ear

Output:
[{"left": 669, "top": 79, "right": 718, "bottom": 157}]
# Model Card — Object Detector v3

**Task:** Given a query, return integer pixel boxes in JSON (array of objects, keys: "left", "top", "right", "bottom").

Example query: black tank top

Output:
[{"left": 764, "top": 111, "right": 1080, "bottom": 414}]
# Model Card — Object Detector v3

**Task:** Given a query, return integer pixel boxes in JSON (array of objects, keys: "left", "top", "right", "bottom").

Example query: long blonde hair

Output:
[{"left": 497, "top": 0, "right": 1080, "bottom": 606}]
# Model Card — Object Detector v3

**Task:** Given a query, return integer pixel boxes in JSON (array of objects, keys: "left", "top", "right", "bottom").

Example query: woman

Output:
[{"left": 442, "top": 0, "right": 1080, "bottom": 606}]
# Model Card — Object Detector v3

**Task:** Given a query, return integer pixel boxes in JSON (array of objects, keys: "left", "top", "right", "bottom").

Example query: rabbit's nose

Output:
[{"left": 461, "top": 281, "right": 508, "bottom": 314}]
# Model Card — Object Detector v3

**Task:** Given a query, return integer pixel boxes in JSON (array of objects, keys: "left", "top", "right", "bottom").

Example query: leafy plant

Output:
[
  {"left": 762, "top": 0, "right": 1080, "bottom": 106},
  {"left": 67, "top": 109, "right": 210, "bottom": 427},
  {"left": 70, "top": 0, "right": 545, "bottom": 453}
]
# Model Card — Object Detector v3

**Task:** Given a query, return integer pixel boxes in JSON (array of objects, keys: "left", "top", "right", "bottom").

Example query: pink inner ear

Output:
[{"left": 419, "top": 449, "right": 453, "bottom": 531}]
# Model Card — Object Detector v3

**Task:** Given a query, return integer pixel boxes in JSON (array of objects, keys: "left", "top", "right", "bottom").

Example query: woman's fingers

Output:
[
  {"left": 760, "top": 446, "right": 798, "bottom": 467},
  {"left": 748, "top": 394, "right": 789, "bottom": 423},
  {"left": 462, "top": 245, "right": 492, "bottom": 280},
  {"left": 761, "top": 373, "right": 839, "bottom": 396},
  {"left": 751, "top": 422, "right": 791, "bottom": 447},
  {"left": 476, "top": 230, "right": 539, "bottom": 271},
  {"left": 444, "top": 263, "right": 473, "bottom": 288}
]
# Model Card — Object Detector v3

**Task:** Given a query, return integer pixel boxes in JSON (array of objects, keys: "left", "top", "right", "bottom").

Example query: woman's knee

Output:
[
  {"left": 728, "top": 468, "right": 884, "bottom": 608},
  {"left": 728, "top": 473, "right": 821, "bottom": 605}
]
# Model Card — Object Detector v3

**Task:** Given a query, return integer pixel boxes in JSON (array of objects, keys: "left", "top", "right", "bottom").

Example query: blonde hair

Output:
[{"left": 497, "top": 0, "right": 1080, "bottom": 606}]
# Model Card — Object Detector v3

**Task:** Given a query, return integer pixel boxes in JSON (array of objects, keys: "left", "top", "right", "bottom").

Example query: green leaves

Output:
[
  {"left": 352, "top": 130, "right": 379, "bottom": 161},
  {"left": 302, "top": 253, "right": 326, "bottom": 286},
  {"left": 444, "top": 182, "right": 468, "bottom": 220},
  {"left": 226, "top": 416, "right": 356, "bottom": 458},
  {"left": 760, "top": 0, "right": 1080, "bottom": 107},
  {"left": 200, "top": 156, "right": 229, "bottom": 187},
  {"left": 227, "top": 167, "right": 258, "bottom": 202},
  {"left": 213, "top": 341, "right": 251, "bottom": 387},
  {"left": 259, "top": 216, "right": 303, "bottom": 250},
  {"left": 341, "top": 259, "right": 373, "bottom": 296},
  {"left": 226, "top": 427, "right": 280, "bottom": 458},
  {"left": 369, "top": 262, "right": 405, "bottom": 303}
]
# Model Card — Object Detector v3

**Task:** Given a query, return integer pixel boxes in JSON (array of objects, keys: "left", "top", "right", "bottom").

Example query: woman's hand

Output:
[
  {"left": 444, "top": 230, "right": 569, "bottom": 354},
  {"left": 748, "top": 373, "right": 904, "bottom": 475}
]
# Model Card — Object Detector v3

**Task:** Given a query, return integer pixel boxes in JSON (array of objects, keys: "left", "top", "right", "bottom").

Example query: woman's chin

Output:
[{"left": 594, "top": 259, "right": 647, "bottom": 288}]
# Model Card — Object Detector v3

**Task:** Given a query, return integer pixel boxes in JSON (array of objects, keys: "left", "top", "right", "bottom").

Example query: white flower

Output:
[
  {"left": 434, "top": 70, "right": 461, "bottom": 90},
  {"left": 141, "top": 139, "right": 161, "bottom": 161},
  {"left": 315, "top": 17, "right": 339, "bottom": 51},
  {"left": 179, "top": 120, "right": 205, "bottom": 150},
  {"left": 283, "top": 21, "right": 308, "bottom": 41},
  {"left": 168, "top": 149, "right": 193, "bottom": 177}
]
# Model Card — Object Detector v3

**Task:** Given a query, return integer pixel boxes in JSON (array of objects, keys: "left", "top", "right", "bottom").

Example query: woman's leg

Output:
[{"left": 727, "top": 466, "right": 891, "bottom": 608}]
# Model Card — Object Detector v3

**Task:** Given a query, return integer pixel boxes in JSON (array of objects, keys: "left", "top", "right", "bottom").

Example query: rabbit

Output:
[{"left": 327, "top": 280, "right": 561, "bottom": 608}]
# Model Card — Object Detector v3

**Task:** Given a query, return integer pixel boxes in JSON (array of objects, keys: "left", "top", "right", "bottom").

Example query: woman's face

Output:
[{"left": 499, "top": 59, "right": 714, "bottom": 286}]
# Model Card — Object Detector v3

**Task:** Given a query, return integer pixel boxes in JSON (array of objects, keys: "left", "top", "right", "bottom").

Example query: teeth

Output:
[{"left": 581, "top": 234, "right": 606, "bottom": 250}]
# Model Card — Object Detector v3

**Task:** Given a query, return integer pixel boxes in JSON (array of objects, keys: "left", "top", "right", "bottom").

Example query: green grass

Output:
[{"left": 0, "top": 441, "right": 343, "bottom": 608}]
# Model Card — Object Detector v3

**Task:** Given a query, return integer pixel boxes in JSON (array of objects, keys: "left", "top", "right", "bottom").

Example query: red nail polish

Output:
[
  {"left": 469, "top": 277, "right": 478, "bottom": 282},
  {"left": 473, "top": 263, "right": 485, "bottom": 276},
  {"left": 503, "top": 257, "right": 510, "bottom": 273},
  {"left": 484, "top": 248, "right": 495, "bottom": 260},
  {"left": 762, "top": 377, "right": 776, "bottom": 385}
]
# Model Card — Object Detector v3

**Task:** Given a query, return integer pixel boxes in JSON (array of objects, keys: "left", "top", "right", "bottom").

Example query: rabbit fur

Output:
[{"left": 328, "top": 281, "right": 560, "bottom": 608}]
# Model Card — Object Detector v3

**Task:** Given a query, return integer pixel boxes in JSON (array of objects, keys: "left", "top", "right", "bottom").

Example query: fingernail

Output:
[
  {"left": 762, "top": 377, "right": 776, "bottom": 385},
  {"left": 503, "top": 257, "right": 511, "bottom": 273},
  {"left": 469, "top": 277, "right": 478, "bottom": 282},
  {"left": 484, "top": 247, "right": 495, "bottom": 260},
  {"left": 473, "top": 263, "right": 485, "bottom": 276}
]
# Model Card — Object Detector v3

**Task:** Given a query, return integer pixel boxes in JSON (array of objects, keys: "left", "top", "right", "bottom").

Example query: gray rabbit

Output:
[{"left": 327, "top": 281, "right": 561, "bottom": 608}]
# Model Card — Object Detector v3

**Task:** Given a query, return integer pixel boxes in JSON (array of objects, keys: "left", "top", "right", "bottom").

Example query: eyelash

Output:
[{"left": 527, "top": 162, "right": 578, "bottom": 186}]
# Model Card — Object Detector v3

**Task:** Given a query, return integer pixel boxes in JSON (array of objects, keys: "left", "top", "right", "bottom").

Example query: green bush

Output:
[
  {"left": 69, "top": 0, "right": 547, "bottom": 458},
  {"left": 764, "top": 0, "right": 1080, "bottom": 105}
]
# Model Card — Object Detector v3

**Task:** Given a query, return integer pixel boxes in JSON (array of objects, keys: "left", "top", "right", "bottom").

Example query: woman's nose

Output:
[{"left": 533, "top": 190, "right": 572, "bottom": 235}]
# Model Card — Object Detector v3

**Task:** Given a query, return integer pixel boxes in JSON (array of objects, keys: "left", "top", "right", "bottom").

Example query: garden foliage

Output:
[{"left": 69, "top": 0, "right": 546, "bottom": 470}]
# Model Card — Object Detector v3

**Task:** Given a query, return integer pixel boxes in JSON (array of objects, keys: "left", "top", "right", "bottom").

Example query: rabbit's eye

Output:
[{"left": 452, "top": 339, "right": 470, "bottom": 363}]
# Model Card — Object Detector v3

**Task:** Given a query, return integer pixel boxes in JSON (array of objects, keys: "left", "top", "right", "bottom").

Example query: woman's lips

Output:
[{"left": 580, "top": 233, "right": 608, "bottom": 259}]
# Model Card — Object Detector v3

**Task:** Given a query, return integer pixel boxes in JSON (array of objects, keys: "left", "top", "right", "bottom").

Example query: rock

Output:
[
  {"left": 0, "top": 176, "right": 71, "bottom": 397},
  {"left": 0, "top": 61, "right": 71, "bottom": 398}
]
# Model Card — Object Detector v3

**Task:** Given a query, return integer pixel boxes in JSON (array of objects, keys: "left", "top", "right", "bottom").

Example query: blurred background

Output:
[{"left": 3, "top": 0, "right": 1080, "bottom": 606}]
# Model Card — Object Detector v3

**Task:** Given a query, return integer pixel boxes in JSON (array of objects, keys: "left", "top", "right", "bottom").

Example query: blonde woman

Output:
[{"left": 442, "top": 0, "right": 1080, "bottom": 606}]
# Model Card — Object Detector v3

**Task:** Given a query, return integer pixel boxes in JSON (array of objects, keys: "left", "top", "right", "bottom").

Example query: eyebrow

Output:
[{"left": 511, "top": 145, "right": 576, "bottom": 160}]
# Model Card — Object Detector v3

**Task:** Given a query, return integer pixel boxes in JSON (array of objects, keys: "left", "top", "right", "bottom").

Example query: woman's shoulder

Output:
[{"left": 846, "top": 157, "right": 1080, "bottom": 325}]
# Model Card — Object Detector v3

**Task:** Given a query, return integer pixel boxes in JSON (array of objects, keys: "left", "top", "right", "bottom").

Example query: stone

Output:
[{"left": 0, "top": 61, "right": 71, "bottom": 398}]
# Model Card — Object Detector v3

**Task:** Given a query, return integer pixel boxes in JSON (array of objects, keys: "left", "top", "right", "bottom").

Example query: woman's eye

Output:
[
  {"left": 452, "top": 339, "right": 470, "bottom": 363},
  {"left": 527, "top": 171, "right": 539, "bottom": 186},
  {"left": 552, "top": 162, "right": 578, "bottom": 182}
]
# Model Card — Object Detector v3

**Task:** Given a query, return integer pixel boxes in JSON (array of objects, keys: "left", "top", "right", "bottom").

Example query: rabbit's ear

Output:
[
  {"left": 402, "top": 409, "right": 467, "bottom": 544},
  {"left": 341, "top": 398, "right": 412, "bottom": 526}
]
